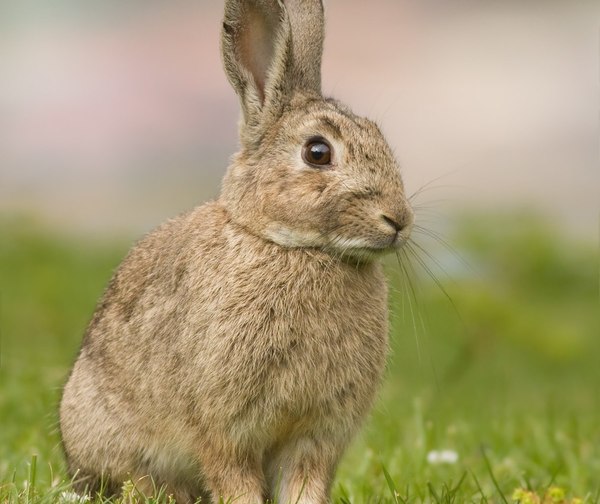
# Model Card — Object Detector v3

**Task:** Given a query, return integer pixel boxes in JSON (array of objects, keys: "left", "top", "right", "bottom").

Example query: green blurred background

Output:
[{"left": 0, "top": 0, "right": 598, "bottom": 501}]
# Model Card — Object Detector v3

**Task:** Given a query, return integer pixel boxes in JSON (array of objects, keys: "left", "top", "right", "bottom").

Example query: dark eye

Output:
[{"left": 303, "top": 138, "right": 332, "bottom": 167}]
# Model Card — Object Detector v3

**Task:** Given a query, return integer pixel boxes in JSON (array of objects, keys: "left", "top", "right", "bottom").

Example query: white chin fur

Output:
[
  {"left": 328, "top": 236, "right": 375, "bottom": 251},
  {"left": 326, "top": 235, "right": 395, "bottom": 260},
  {"left": 264, "top": 226, "right": 394, "bottom": 259}
]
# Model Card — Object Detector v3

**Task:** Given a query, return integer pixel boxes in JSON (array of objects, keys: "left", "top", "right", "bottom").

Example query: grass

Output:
[{"left": 0, "top": 211, "right": 598, "bottom": 503}]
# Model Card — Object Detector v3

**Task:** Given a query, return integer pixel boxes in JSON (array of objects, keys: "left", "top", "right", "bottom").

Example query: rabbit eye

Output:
[{"left": 303, "top": 138, "right": 332, "bottom": 167}]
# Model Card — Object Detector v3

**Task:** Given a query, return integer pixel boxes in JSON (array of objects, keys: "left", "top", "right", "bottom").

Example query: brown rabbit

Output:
[{"left": 59, "top": 0, "right": 414, "bottom": 502}]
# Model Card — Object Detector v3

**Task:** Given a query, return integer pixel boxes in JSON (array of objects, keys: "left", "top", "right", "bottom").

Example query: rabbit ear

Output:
[
  {"left": 283, "top": 0, "right": 325, "bottom": 93},
  {"left": 221, "top": 0, "right": 324, "bottom": 145}
]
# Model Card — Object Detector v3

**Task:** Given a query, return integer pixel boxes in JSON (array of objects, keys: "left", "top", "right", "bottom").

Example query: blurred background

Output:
[
  {"left": 0, "top": 0, "right": 598, "bottom": 500},
  {"left": 1, "top": 0, "right": 597, "bottom": 237}
]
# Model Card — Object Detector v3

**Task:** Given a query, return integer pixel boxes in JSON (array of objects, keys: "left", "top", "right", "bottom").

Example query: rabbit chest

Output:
[
  {"left": 176, "top": 215, "right": 390, "bottom": 437},
  {"left": 81, "top": 206, "right": 389, "bottom": 445}
]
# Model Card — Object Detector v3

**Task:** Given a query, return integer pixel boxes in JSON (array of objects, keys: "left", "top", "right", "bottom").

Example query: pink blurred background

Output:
[{"left": 1, "top": 0, "right": 597, "bottom": 238}]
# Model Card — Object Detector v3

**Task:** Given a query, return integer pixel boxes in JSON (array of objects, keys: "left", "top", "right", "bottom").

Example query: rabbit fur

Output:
[{"left": 59, "top": 0, "right": 414, "bottom": 503}]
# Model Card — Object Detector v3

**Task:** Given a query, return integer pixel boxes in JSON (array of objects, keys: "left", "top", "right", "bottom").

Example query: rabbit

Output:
[{"left": 59, "top": 0, "right": 414, "bottom": 502}]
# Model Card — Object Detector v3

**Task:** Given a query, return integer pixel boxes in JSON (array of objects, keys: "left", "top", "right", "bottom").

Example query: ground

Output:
[{"left": 0, "top": 212, "right": 598, "bottom": 503}]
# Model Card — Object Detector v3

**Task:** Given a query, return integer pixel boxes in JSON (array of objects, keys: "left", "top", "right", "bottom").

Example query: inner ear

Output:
[{"left": 239, "top": 4, "right": 278, "bottom": 104}]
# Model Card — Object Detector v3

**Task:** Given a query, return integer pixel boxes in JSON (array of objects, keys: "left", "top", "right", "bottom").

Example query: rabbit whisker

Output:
[
  {"left": 407, "top": 170, "right": 461, "bottom": 202},
  {"left": 395, "top": 249, "right": 422, "bottom": 363},
  {"left": 412, "top": 225, "right": 471, "bottom": 272}
]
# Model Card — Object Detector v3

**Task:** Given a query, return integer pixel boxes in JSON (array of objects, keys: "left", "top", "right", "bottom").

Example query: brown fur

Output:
[{"left": 60, "top": 1, "right": 413, "bottom": 503}]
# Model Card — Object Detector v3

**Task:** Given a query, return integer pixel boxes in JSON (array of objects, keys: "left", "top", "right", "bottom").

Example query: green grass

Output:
[{"left": 0, "top": 212, "right": 598, "bottom": 503}]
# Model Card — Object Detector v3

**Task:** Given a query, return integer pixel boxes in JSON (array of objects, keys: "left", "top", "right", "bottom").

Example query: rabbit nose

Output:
[{"left": 381, "top": 214, "right": 404, "bottom": 233}]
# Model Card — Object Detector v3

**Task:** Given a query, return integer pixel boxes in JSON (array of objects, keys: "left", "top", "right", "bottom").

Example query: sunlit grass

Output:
[{"left": 0, "top": 212, "right": 598, "bottom": 503}]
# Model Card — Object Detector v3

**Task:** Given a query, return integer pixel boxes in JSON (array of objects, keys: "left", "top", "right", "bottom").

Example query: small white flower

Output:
[
  {"left": 426, "top": 449, "right": 459, "bottom": 465},
  {"left": 59, "top": 491, "right": 90, "bottom": 503}
]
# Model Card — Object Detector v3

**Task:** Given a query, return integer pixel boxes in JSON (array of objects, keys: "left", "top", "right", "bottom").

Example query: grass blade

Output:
[
  {"left": 481, "top": 446, "right": 508, "bottom": 504},
  {"left": 381, "top": 466, "right": 400, "bottom": 504},
  {"left": 27, "top": 454, "right": 37, "bottom": 504}
]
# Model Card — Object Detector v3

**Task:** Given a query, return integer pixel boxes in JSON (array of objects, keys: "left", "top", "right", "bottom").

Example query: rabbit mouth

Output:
[{"left": 326, "top": 232, "right": 408, "bottom": 258}]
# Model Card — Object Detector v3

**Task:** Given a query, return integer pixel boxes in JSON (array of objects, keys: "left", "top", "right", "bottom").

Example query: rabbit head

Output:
[{"left": 220, "top": 0, "right": 414, "bottom": 260}]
